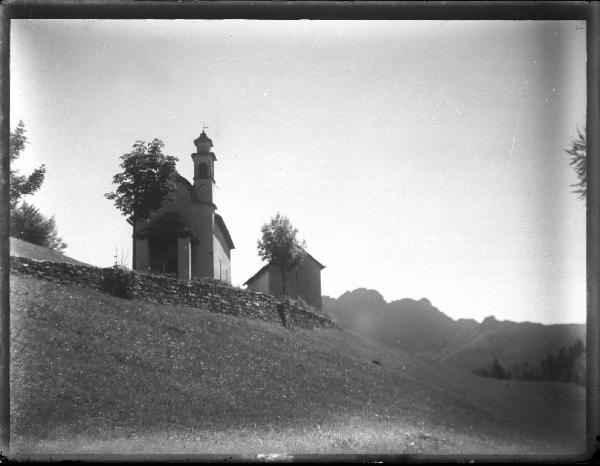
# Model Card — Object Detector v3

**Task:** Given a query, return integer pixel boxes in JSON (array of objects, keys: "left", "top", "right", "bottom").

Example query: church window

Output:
[{"left": 199, "top": 162, "right": 208, "bottom": 178}]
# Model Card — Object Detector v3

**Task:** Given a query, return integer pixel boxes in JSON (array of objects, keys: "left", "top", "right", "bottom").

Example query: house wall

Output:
[
  {"left": 246, "top": 268, "right": 269, "bottom": 293},
  {"left": 266, "top": 257, "right": 323, "bottom": 310},
  {"left": 295, "top": 257, "right": 323, "bottom": 310}
]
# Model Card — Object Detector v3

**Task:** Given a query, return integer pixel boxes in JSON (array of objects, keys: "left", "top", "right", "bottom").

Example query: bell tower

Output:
[{"left": 191, "top": 129, "right": 216, "bottom": 205}]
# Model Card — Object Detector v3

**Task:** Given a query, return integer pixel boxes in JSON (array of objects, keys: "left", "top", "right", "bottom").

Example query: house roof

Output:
[
  {"left": 243, "top": 263, "right": 270, "bottom": 286},
  {"left": 305, "top": 252, "right": 326, "bottom": 270},
  {"left": 215, "top": 213, "right": 235, "bottom": 250},
  {"left": 243, "top": 251, "right": 325, "bottom": 286}
]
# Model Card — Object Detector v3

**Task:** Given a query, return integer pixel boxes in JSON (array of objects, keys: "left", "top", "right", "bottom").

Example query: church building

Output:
[{"left": 132, "top": 130, "right": 234, "bottom": 283}]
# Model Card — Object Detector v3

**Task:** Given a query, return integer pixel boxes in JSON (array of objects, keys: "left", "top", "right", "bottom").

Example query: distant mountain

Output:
[{"left": 323, "top": 288, "right": 586, "bottom": 377}]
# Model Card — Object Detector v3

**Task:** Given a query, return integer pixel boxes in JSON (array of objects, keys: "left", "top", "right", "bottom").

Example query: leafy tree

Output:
[
  {"left": 257, "top": 212, "right": 306, "bottom": 296},
  {"left": 566, "top": 126, "right": 586, "bottom": 200},
  {"left": 104, "top": 139, "right": 178, "bottom": 264},
  {"left": 9, "top": 121, "right": 65, "bottom": 251},
  {"left": 9, "top": 120, "right": 46, "bottom": 207},
  {"left": 10, "top": 202, "right": 66, "bottom": 252}
]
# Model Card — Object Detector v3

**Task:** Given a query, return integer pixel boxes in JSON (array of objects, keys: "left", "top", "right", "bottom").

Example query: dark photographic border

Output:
[{"left": 0, "top": 1, "right": 597, "bottom": 463}]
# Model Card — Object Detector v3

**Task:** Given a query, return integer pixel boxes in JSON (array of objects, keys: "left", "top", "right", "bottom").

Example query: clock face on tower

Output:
[{"left": 198, "top": 184, "right": 209, "bottom": 195}]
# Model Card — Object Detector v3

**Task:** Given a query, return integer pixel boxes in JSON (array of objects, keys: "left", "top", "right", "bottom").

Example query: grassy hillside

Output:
[
  {"left": 10, "top": 274, "right": 584, "bottom": 457},
  {"left": 10, "top": 237, "right": 88, "bottom": 266}
]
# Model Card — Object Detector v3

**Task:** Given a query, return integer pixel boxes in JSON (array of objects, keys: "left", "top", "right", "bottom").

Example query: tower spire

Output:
[
  {"left": 193, "top": 128, "right": 213, "bottom": 154},
  {"left": 191, "top": 128, "right": 216, "bottom": 204}
]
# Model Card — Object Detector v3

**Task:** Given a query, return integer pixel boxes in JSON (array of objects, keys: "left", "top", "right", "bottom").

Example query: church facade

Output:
[{"left": 132, "top": 131, "right": 234, "bottom": 283}]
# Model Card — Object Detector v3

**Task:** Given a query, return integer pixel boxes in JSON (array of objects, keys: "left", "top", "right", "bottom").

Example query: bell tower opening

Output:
[{"left": 199, "top": 162, "right": 208, "bottom": 178}]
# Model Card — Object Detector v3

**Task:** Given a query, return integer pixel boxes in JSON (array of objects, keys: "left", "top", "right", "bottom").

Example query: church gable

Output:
[
  {"left": 174, "top": 174, "right": 202, "bottom": 204},
  {"left": 136, "top": 175, "right": 195, "bottom": 237}
]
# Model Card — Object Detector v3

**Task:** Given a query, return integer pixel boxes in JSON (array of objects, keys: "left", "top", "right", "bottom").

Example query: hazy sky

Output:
[{"left": 10, "top": 19, "right": 586, "bottom": 324}]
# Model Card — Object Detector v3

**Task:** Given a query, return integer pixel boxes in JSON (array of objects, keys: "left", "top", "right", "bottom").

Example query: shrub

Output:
[{"left": 100, "top": 265, "right": 138, "bottom": 299}]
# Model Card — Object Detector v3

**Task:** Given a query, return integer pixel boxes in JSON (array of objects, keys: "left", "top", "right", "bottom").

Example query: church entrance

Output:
[{"left": 149, "top": 236, "right": 178, "bottom": 277}]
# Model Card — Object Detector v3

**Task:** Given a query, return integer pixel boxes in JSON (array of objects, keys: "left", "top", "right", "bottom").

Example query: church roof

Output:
[
  {"left": 215, "top": 213, "right": 235, "bottom": 249},
  {"left": 176, "top": 173, "right": 193, "bottom": 189},
  {"left": 243, "top": 252, "right": 325, "bottom": 286},
  {"left": 135, "top": 212, "right": 197, "bottom": 240}
]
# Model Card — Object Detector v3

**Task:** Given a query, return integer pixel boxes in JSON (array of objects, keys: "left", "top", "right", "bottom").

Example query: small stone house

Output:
[
  {"left": 244, "top": 253, "right": 325, "bottom": 310},
  {"left": 132, "top": 131, "right": 234, "bottom": 282}
]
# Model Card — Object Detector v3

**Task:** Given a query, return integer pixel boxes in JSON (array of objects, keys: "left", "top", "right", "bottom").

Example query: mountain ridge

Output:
[{"left": 323, "top": 288, "right": 585, "bottom": 377}]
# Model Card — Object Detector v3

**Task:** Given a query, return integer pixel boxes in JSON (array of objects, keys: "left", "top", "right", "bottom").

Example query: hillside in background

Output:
[
  {"left": 323, "top": 289, "right": 586, "bottom": 379},
  {"left": 10, "top": 237, "right": 88, "bottom": 266}
]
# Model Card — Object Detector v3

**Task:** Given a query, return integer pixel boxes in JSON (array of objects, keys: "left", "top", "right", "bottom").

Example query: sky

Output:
[{"left": 10, "top": 19, "right": 587, "bottom": 325}]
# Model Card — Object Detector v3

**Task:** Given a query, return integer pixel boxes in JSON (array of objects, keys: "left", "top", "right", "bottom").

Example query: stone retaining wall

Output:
[{"left": 9, "top": 256, "right": 335, "bottom": 329}]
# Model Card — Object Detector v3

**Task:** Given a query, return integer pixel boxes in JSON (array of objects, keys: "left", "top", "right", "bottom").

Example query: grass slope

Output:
[
  {"left": 10, "top": 274, "right": 584, "bottom": 457},
  {"left": 10, "top": 237, "right": 88, "bottom": 266}
]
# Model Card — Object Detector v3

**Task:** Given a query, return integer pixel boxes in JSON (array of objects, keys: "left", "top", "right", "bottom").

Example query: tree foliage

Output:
[
  {"left": 9, "top": 120, "right": 46, "bottom": 207},
  {"left": 257, "top": 212, "right": 306, "bottom": 295},
  {"left": 105, "top": 139, "right": 179, "bottom": 222},
  {"left": 566, "top": 126, "right": 586, "bottom": 200},
  {"left": 10, "top": 201, "right": 66, "bottom": 252},
  {"left": 539, "top": 338, "right": 585, "bottom": 385},
  {"left": 9, "top": 121, "right": 65, "bottom": 251}
]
